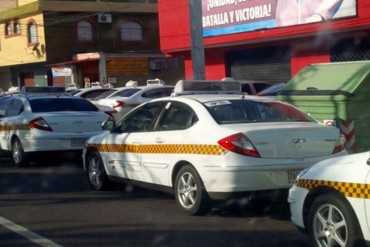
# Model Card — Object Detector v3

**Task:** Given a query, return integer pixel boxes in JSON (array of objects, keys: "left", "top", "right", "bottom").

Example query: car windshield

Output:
[
  {"left": 205, "top": 99, "right": 313, "bottom": 124},
  {"left": 29, "top": 98, "right": 99, "bottom": 112}
]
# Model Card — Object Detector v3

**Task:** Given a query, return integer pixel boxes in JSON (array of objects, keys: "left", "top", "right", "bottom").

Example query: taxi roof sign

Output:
[
  {"left": 21, "top": 86, "right": 66, "bottom": 94},
  {"left": 173, "top": 80, "right": 241, "bottom": 95},
  {"left": 125, "top": 80, "right": 138, "bottom": 87},
  {"left": 146, "top": 78, "right": 165, "bottom": 86}
]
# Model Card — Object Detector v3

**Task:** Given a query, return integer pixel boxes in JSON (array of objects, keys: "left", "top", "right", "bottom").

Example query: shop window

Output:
[
  {"left": 5, "top": 22, "right": 12, "bottom": 37},
  {"left": 27, "top": 21, "right": 38, "bottom": 44},
  {"left": 77, "top": 20, "right": 93, "bottom": 41},
  {"left": 120, "top": 21, "right": 142, "bottom": 41}
]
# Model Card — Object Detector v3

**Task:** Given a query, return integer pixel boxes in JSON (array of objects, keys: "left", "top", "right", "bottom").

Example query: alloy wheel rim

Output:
[
  {"left": 89, "top": 157, "right": 102, "bottom": 186},
  {"left": 13, "top": 141, "right": 21, "bottom": 164},
  {"left": 313, "top": 203, "right": 348, "bottom": 247},
  {"left": 177, "top": 172, "right": 197, "bottom": 209}
]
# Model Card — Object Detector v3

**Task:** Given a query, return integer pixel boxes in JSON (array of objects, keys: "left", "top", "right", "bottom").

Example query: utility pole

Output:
[{"left": 188, "top": 0, "right": 205, "bottom": 80}]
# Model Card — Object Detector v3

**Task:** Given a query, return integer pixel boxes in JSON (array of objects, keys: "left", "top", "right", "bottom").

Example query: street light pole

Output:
[{"left": 188, "top": 0, "right": 205, "bottom": 80}]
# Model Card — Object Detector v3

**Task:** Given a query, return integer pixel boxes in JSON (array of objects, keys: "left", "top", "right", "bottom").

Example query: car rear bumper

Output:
[
  {"left": 21, "top": 133, "right": 102, "bottom": 152},
  {"left": 201, "top": 163, "right": 313, "bottom": 195}
]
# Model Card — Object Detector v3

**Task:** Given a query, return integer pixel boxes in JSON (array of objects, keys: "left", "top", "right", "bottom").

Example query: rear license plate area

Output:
[
  {"left": 71, "top": 138, "right": 87, "bottom": 147},
  {"left": 288, "top": 169, "right": 301, "bottom": 183}
]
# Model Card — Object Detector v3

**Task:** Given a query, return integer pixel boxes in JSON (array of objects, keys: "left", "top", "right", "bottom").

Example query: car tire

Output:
[
  {"left": 11, "top": 137, "right": 30, "bottom": 167},
  {"left": 174, "top": 165, "right": 211, "bottom": 215},
  {"left": 86, "top": 150, "right": 112, "bottom": 191},
  {"left": 307, "top": 192, "right": 366, "bottom": 247}
]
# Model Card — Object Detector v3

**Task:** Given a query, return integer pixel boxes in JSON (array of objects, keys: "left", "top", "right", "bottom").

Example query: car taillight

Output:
[
  {"left": 113, "top": 100, "right": 125, "bottom": 109},
  {"left": 29, "top": 117, "right": 53, "bottom": 131},
  {"left": 333, "top": 133, "right": 347, "bottom": 154},
  {"left": 218, "top": 133, "right": 260, "bottom": 158}
]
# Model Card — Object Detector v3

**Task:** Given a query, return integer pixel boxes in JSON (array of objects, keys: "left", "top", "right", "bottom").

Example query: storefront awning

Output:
[{"left": 47, "top": 58, "right": 99, "bottom": 67}]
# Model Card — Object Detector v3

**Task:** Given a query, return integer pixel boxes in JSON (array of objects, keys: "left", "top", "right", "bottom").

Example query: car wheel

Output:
[
  {"left": 307, "top": 193, "right": 365, "bottom": 247},
  {"left": 174, "top": 165, "right": 211, "bottom": 215},
  {"left": 11, "top": 137, "right": 30, "bottom": 167},
  {"left": 86, "top": 150, "right": 111, "bottom": 191}
]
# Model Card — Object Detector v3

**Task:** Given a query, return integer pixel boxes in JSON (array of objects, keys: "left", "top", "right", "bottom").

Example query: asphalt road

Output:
[{"left": 0, "top": 153, "right": 310, "bottom": 247}]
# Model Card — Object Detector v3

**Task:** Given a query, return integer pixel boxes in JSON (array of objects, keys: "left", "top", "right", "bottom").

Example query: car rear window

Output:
[
  {"left": 112, "top": 88, "right": 141, "bottom": 97},
  {"left": 205, "top": 99, "right": 313, "bottom": 124},
  {"left": 29, "top": 98, "right": 99, "bottom": 112}
]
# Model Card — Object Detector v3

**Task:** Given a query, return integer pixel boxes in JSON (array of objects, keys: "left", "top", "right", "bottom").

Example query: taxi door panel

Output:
[
  {"left": 101, "top": 132, "right": 146, "bottom": 181},
  {"left": 0, "top": 98, "right": 16, "bottom": 150},
  {"left": 140, "top": 102, "right": 195, "bottom": 186},
  {"left": 0, "top": 117, "right": 8, "bottom": 150},
  {"left": 102, "top": 101, "right": 166, "bottom": 182},
  {"left": 140, "top": 129, "right": 189, "bottom": 186}
]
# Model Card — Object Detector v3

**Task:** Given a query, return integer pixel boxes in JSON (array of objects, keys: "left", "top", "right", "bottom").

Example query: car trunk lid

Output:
[
  {"left": 40, "top": 112, "right": 107, "bottom": 132},
  {"left": 224, "top": 122, "right": 340, "bottom": 158}
]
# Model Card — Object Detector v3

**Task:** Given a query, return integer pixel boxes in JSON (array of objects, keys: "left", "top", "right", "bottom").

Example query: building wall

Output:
[
  {"left": 0, "top": 0, "right": 183, "bottom": 90},
  {"left": 158, "top": 0, "right": 370, "bottom": 80},
  {"left": 0, "top": 13, "right": 46, "bottom": 67},
  {"left": 44, "top": 12, "right": 161, "bottom": 64},
  {"left": 18, "top": 0, "right": 35, "bottom": 6},
  {"left": 0, "top": 0, "right": 17, "bottom": 11}
]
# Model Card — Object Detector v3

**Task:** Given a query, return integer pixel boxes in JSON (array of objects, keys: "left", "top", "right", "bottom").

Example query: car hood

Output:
[{"left": 301, "top": 151, "right": 370, "bottom": 182}]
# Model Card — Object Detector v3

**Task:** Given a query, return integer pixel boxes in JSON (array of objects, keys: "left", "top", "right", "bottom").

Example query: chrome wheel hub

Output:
[
  {"left": 177, "top": 172, "right": 197, "bottom": 209},
  {"left": 314, "top": 204, "right": 347, "bottom": 247}
]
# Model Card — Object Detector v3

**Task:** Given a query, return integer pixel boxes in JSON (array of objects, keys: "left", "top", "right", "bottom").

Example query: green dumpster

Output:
[{"left": 277, "top": 61, "right": 370, "bottom": 153}]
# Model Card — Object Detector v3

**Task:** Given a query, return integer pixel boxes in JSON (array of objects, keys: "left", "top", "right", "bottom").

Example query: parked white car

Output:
[
  {"left": 97, "top": 81, "right": 174, "bottom": 120},
  {"left": 82, "top": 80, "right": 347, "bottom": 215},
  {"left": 0, "top": 86, "right": 110, "bottom": 166},
  {"left": 289, "top": 151, "right": 370, "bottom": 247}
]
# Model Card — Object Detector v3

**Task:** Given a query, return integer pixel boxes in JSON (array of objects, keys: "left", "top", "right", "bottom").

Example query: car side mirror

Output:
[
  {"left": 367, "top": 158, "right": 370, "bottom": 166},
  {"left": 102, "top": 119, "right": 116, "bottom": 131}
]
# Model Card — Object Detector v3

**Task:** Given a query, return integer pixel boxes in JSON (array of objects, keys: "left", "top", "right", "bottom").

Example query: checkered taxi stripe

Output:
[
  {"left": 296, "top": 179, "right": 370, "bottom": 199},
  {"left": 0, "top": 124, "right": 30, "bottom": 131},
  {"left": 86, "top": 143, "right": 228, "bottom": 156}
]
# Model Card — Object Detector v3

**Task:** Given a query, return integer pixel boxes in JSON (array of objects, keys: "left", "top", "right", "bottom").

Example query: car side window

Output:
[
  {"left": 0, "top": 98, "right": 23, "bottom": 118},
  {"left": 154, "top": 102, "right": 197, "bottom": 131},
  {"left": 254, "top": 83, "right": 271, "bottom": 94},
  {"left": 0, "top": 98, "right": 13, "bottom": 118},
  {"left": 119, "top": 101, "right": 164, "bottom": 133},
  {"left": 241, "top": 84, "right": 253, "bottom": 95},
  {"left": 7, "top": 98, "right": 24, "bottom": 117}
]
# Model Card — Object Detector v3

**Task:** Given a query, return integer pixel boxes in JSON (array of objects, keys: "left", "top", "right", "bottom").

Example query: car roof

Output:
[
  {"left": 106, "top": 85, "right": 174, "bottom": 98},
  {"left": 150, "top": 93, "right": 275, "bottom": 105},
  {"left": 184, "top": 93, "right": 276, "bottom": 102}
]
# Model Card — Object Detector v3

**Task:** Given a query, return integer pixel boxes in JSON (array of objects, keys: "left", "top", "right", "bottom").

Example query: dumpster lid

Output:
[{"left": 280, "top": 61, "right": 370, "bottom": 96}]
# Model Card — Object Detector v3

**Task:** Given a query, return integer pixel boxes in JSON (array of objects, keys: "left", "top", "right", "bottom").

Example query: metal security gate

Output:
[
  {"left": 331, "top": 37, "right": 370, "bottom": 62},
  {"left": 226, "top": 46, "right": 291, "bottom": 82}
]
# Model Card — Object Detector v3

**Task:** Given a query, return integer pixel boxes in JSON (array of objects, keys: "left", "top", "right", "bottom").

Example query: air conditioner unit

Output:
[{"left": 98, "top": 14, "right": 112, "bottom": 23}]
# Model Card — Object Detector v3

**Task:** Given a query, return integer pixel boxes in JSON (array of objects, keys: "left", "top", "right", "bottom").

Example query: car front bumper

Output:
[{"left": 287, "top": 184, "right": 309, "bottom": 229}]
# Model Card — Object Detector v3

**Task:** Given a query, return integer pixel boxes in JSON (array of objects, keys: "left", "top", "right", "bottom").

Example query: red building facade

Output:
[{"left": 157, "top": 0, "right": 370, "bottom": 82}]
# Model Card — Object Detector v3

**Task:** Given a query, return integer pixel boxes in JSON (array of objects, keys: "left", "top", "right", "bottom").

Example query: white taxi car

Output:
[
  {"left": 0, "top": 86, "right": 110, "bottom": 166},
  {"left": 288, "top": 151, "right": 370, "bottom": 247},
  {"left": 97, "top": 79, "right": 174, "bottom": 121},
  {"left": 82, "top": 80, "right": 347, "bottom": 215}
]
